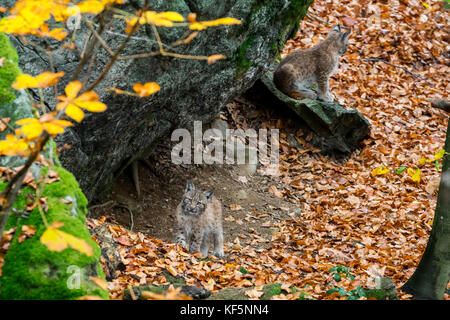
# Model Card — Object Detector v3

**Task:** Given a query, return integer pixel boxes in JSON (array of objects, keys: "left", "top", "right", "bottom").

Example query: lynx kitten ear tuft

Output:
[
  {"left": 204, "top": 189, "right": 214, "bottom": 201},
  {"left": 185, "top": 180, "right": 195, "bottom": 192},
  {"left": 333, "top": 25, "right": 341, "bottom": 32}
]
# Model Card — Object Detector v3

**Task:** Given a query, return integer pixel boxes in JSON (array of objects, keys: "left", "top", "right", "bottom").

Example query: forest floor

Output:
[{"left": 88, "top": 0, "right": 449, "bottom": 300}]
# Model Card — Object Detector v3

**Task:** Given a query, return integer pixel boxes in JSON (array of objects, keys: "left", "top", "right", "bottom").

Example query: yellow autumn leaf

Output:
[
  {"left": 42, "top": 123, "right": 65, "bottom": 135},
  {"left": 40, "top": 27, "right": 67, "bottom": 41},
  {"left": 65, "top": 105, "right": 85, "bottom": 123},
  {"left": 16, "top": 117, "right": 73, "bottom": 137},
  {"left": 41, "top": 223, "right": 93, "bottom": 257},
  {"left": 13, "top": 72, "right": 65, "bottom": 89},
  {"left": 64, "top": 81, "right": 83, "bottom": 99},
  {"left": 156, "top": 11, "right": 185, "bottom": 22},
  {"left": 73, "top": 0, "right": 106, "bottom": 15},
  {"left": 125, "top": 17, "right": 139, "bottom": 34},
  {"left": 371, "top": 165, "right": 390, "bottom": 177},
  {"left": 15, "top": 118, "right": 39, "bottom": 126},
  {"left": 407, "top": 168, "right": 421, "bottom": 183},
  {"left": 419, "top": 157, "right": 426, "bottom": 166},
  {"left": 50, "top": 119, "right": 75, "bottom": 128},
  {"left": 189, "top": 17, "right": 242, "bottom": 30},
  {"left": 133, "top": 82, "right": 161, "bottom": 97},
  {"left": 0, "top": 134, "right": 29, "bottom": 156},
  {"left": 433, "top": 149, "right": 446, "bottom": 161},
  {"left": 15, "top": 118, "right": 43, "bottom": 139},
  {"left": 20, "top": 122, "right": 43, "bottom": 139},
  {"left": 57, "top": 81, "right": 106, "bottom": 121},
  {"left": 143, "top": 11, "right": 184, "bottom": 27}
]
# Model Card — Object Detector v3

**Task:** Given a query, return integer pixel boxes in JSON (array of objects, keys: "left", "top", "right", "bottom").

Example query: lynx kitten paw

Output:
[
  {"left": 213, "top": 250, "right": 224, "bottom": 258},
  {"left": 319, "top": 93, "right": 335, "bottom": 102}
]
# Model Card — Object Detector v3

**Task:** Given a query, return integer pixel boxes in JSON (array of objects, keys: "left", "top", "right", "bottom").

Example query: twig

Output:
[
  {"left": 149, "top": 24, "right": 216, "bottom": 62},
  {"left": 87, "top": 200, "right": 115, "bottom": 211},
  {"left": 82, "top": 16, "right": 114, "bottom": 57},
  {"left": 86, "top": 16, "right": 141, "bottom": 92},
  {"left": 72, "top": 11, "right": 108, "bottom": 81},
  {"left": 0, "top": 118, "right": 15, "bottom": 132},
  {"left": 115, "top": 204, "right": 134, "bottom": 232}
]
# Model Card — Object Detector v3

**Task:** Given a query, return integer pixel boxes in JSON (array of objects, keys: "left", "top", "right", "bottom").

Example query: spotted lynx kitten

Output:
[
  {"left": 174, "top": 180, "right": 224, "bottom": 258},
  {"left": 274, "top": 25, "right": 351, "bottom": 102}
]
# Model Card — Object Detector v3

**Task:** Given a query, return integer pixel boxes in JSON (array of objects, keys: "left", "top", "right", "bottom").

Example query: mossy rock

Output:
[
  {"left": 0, "top": 166, "right": 108, "bottom": 300},
  {"left": 207, "top": 283, "right": 285, "bottom": 300},
  {"left": 0, "top": 36, "right": 107, "bottom": 300},
  {"left": 0, "top": 33, "right": 21, "bottom": 104},
  {"left": 124, "top": 284, "right": 212, "bottom": 300},
  {"left": 363, "top": 278, "right": 398, "bottom": 300}
]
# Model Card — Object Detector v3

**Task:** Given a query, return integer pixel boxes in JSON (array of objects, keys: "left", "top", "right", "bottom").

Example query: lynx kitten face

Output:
[
  {"left": 274, "top": 25, "right": 351, "bottom": 102},
  {"left": 174, "top": 180, "right": 224, "bottom": 258}
]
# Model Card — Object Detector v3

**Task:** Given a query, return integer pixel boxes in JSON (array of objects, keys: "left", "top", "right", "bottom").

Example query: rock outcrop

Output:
[{"left": 2, "top": 0, "right": 314, "bottom": 201}]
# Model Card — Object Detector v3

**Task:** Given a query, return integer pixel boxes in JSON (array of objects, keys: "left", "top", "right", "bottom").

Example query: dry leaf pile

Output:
[{"left": 91, "top": 0, "right": 448, "bottom": 300}]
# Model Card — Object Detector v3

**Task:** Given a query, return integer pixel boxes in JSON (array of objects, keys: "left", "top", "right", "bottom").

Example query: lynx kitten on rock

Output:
[
  {"left": 274, "top": 25, "right": 351, "bottom": 102},
  {"left": 174, "top": 180, "right": 224, "bottom": 258}
]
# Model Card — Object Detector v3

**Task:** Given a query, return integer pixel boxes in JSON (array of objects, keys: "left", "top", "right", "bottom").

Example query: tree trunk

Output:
[{"left": 402, "top": 115, "right": 450, "bottom": 299}]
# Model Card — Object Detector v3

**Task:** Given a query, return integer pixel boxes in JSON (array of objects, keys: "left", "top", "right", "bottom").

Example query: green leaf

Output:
[
  {"left": 396, "top": 167, "right": 407, "bottom": 174},
  {"left": 356, "top": 286, "right": 367, "bottom": 297},
  {"left": 239, "top": 267, "right": 248, "bottom": 274},
  {"left": 326, "top": 287, "right": 340, "bottom": 295},
  {"left": 435, "top": 160, "right": 440, "bottom": 171},
  {"left": 334, "top": 273, "right": 342, "bottom": 282},
  {"left": 338, "top": 287, "right": 347, "bottom": 296}
]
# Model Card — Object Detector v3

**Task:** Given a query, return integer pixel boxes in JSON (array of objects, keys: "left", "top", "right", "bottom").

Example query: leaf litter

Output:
[{"left": 88, "top": 0, "right": 448, "bottom": 300}]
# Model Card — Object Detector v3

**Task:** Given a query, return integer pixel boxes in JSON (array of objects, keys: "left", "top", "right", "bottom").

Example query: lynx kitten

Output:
[
  {"left": 174, "top": 180, "right": 224, "bottom": 258},
  {"left": 274, "top": 25, "right": 351, "bottom": 102}
]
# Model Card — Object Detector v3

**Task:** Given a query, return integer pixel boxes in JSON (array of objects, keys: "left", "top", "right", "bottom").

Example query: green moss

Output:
[
  {"left": 0, "top": 166, "right": 108, "bottom": 300},
  {"left": 0, "top": 33, "right": 21, "bottom": 104},
  {"left": 160, "top": 269, "right": 186, "bottom": 287},
  {"left": 233, "top": 35, "right": 254, "bottom": 76},
  {"left": 282, "top": 0, "right": 314, "bottom": 40},
  {"left": 207, "top": 283, "right": 288, "bottom": 300},
  {"left": 261, "top": 283, "right": 283, "bottom": 299}
]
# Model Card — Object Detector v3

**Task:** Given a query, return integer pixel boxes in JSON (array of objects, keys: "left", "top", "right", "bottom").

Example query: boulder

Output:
[
  {"left": 123, "top": 269, "right": 211, "bottom": 300},
  {"left": 244, "top": 64, "right": 371, "bottom": 154},
  {"left": 206, "top": 283, "right": 304, "bottom": 300},
  {"left": 1, "top": 0, "right": 314, "bottom": 201}
]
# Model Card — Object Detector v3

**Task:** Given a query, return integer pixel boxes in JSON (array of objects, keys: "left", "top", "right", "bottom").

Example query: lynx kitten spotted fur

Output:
[
  {"left": 174, "top": 180, "right": 224, "bottom": 258},
  {"left": 274, "top": 25, "right": 351, "bottom": 102}
]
